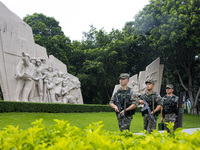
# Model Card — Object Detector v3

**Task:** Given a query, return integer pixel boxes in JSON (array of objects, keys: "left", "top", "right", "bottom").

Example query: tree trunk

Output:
[
  {"left": 175, "top": 66, "right": 198, "bottom": 114},
  {"left": 188, "top": 90, "right": 194, "bottom": 114},
  {"left": 194, "top": 87, "right": 200, "bottom": 114},
  {"left": 187, "top": 66, "right": 198, "bottom": 114},
  {"left": 104, "top": 84, "right": 111, "bottom": 100},
  {"left": 175, "top": 66, "right": 188, "bottom": 91}
]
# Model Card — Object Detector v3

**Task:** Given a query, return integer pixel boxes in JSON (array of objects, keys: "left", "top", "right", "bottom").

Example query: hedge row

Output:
[
  {"left": 0, "top": 101, "right": 142, "bottom": 113},
  {"left": 1, "top": 120, "right": 200, "bottom": 149},
  {"left": 0, "top": 101, "right": 116, "bottom": 113}
]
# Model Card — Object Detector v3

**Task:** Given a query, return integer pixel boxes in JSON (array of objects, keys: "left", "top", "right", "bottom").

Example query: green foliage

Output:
[
  {"left": 0, "top": 101, "right": 113, "bottom": 113},
  {"left": 70, "top": 26, "right": 153, "bottom": 104},
  {"left": 0, "top": 119, "right": 200, "bottom": 149},
  {"left": 133, "top": 0, "right": 200, "bottom": 77},
  {"left": 131, "top": 0, "right": 200, "bottom": 109},
  {"left": 23, "top": 13, "right": 71, "bottom": 65}
]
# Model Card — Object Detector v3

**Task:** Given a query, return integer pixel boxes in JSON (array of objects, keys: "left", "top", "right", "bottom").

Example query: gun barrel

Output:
[
  {"left": 140, "top": 98, "right": 156, "bottom": 122},
  {"left": 114, "top": 93, "right": 124, "bottom": 118}
]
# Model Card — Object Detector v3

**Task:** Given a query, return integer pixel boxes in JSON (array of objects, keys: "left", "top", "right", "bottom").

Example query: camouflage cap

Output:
[
  {"left": 119, "top": 73, "right": 130, "bottom": 79},
  {"left": 145, "top": 79, "right": 155, "bottom": 84},
  {"left": 166, "top": 84, "right": 174, "bottom": 89}
]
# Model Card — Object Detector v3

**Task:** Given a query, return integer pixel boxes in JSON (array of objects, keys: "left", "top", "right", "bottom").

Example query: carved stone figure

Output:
[
  {"left": 40, "top": 58, "right": 47, "bottom": 70},
  {"left": 61, "top": 78, "right": 72, "bottom": 103},
  {"left": 68, "top": 79, "right": 80, "bottom": 104},
  {"left": 29, "top": 57, "right": 37, "bottom": 102},
  {"left": 30, "top": 57, "right": 37, "bottom": 66},
  {"left": 54, "top": 71, "right": 64, "bottom": 102},
  {"left": 15, "top": 52, "right": 35, "bottom": 102},
  {"left": 61, "top": 78, "right": 78, "bottom": 104},
  {"left": 132, "top": 81, "right": 139, "bottom": 94},
  {"left": 44, "top": 67, "right": 57, "bottom": 103},
  {"left": 46, "top": 78, "right": 56, "bottom": 103},
  {"left": 42, "top": 69, "right": 48, "bottom": 102},
  {"left": 35, "top": 59, "right": 45, "bottom": 102}
]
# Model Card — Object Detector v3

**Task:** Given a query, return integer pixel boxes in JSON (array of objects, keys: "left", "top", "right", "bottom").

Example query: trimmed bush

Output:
[
  {"left": 0, "top": 119, "right": 199, "bottom": 149},
  {"left": 0, "top": 101, "right": 115, "bottom": 113},
  {"left": 0, "top": 101, "right": 142, "bottom": 113}
]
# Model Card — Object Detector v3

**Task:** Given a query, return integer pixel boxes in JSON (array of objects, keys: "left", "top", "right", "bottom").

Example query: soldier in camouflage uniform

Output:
[
  {"left": 138, "top": 79, "right": 163, "bottom": 133},
  {"left": 109, "top": 73, "right": 138, "bottom": 132},
  {"left": 161, "top": 84, "right": 179, "bottom": 132}
]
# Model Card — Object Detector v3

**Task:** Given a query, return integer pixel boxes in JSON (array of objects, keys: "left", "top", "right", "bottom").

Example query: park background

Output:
[
  {"left": 0, "top": 1, "right": 200, "bottom": 149},
  {"left": 0, "top": 0, "right": 200, "bottom": 114}
]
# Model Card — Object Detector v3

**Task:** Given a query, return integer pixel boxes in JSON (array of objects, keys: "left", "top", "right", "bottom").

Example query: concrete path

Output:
[
  {"left": 135, "top": 128, "right": 200, "bottom": 135},
  {"left": 180, "top": 128, "right": 200, "bottom": 135}
]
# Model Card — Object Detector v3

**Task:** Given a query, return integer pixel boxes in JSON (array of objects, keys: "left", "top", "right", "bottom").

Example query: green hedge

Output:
[
  {"left": 1, "top": 120, "right": 200, "bottom": 149},
  {"left": 0, "top": 101, "right": 115, "bottom": 113},
  {"left": 0, "top": 101, "right": 141, "bottom": 113}
]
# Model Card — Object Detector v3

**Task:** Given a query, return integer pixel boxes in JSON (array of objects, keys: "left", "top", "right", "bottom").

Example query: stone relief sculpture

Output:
[
  {"left": 46, "top": 78, "right": 56, "bottom": 103},
  {"left": 40, "top": 58, "right": 47, "bottom": 70},
  {"left": 132, "top": 81, "right": 139, "bottom": 94},
  {"left": 12, "top": 53, "right": 84, "bottom": 104},
  {"left": 29, "top": 57, "right": 37, "bottom": 102},
  {"left": 34, "top": 59, "right": 45, "bottom": 102},
  {"left": 14, "top": 53, "right": 84, "bottom": 104},
  {"left": 61, "top": 78, "right": 72, "bottom": 103},
  {"left": 54, "top": 71, "right": 64, "bottom": 102},
  {"left": 0, "top": 2, "right": 83, "bottom": 104},
  {"left": 61, "top": 75, "right": 81, "bottom": 104},
  {"left": 15, "top": 53, "right": 35, "bottom": 102}
]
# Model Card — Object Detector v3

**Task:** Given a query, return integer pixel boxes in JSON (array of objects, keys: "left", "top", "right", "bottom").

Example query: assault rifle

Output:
[
  {"left": 140, "top": 96, "right": 156, "bottom": 123},
  {"left": 114, "top": 93, "right": 125, "bottom": 119}
]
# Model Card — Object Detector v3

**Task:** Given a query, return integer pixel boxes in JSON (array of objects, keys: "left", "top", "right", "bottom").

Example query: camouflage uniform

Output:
[
  {"left": 162, "top": 94, "right": 179, "bottom": 132},
  {"left": 110, "top": 87, "right": 138, "bottom": 131},
  {"left": 141, "top": 91, "right": 163, "bottom": 133}
]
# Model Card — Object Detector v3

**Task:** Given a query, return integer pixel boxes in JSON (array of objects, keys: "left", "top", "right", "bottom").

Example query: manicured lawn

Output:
[{"left": 0, "top": 112, "right": 199, "bottom": 133}]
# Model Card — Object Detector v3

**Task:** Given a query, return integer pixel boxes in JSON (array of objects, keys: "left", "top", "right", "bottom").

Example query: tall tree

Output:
[
  {"left": 23, "top": 13, "right": 71, "bottom": 65},
  {"left": 70, "top": 26, "right": 150, "bottom": 104},
  {"left": 133, "top": 0, "right": 200, "bottom": 114}
]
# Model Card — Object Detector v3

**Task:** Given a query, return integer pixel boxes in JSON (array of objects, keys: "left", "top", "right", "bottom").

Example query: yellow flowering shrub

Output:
[{"left": 0, "top": 119, "right": 199, "bottom": 150}]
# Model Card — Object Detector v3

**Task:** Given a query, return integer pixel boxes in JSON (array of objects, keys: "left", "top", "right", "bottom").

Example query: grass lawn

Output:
[{"left": 0, "top": 112, "right": 199, "bottom": 133}]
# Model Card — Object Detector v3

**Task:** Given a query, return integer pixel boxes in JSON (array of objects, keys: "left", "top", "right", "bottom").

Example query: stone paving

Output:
[
  {"left": 135, "top": 128, "right": 200, "bottom": 135},
  {"left": 180, "top": 128, "right": 200, "bottom": 135}
]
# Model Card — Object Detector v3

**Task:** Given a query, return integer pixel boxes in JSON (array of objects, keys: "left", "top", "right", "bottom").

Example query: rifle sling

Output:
[
  {"left": 124, "top": 97, "right": 126, "bottom": 117},
  {"left": 152, "top": 94, "right": 155, "bottom": 113}
]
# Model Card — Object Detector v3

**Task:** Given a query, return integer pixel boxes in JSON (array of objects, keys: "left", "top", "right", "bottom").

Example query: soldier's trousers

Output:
[
  {"left": 117, "top": 115, "right": 133, "bottom": 132},
  {"left": 164, "top": 113, "right": 177, "bottom": 132},
  {"left": 143, "top": 114, "right": 158, "bottom": 133}
]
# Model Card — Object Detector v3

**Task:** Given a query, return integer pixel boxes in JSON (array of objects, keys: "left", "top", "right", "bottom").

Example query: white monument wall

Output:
[
  {"left": 0, "top": 2, "right": 83, "bottom": 104},
  {"left": 49, "top": 55, "right": 67, "bottom": 72}
]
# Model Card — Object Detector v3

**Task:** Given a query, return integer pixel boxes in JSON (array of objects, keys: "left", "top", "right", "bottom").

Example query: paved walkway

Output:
[
  {"left": 177, "top": 128, "right": 200, "bottom": 134},
  {"left": 136, "top": 128, "right": 200, "bottom": 135}
]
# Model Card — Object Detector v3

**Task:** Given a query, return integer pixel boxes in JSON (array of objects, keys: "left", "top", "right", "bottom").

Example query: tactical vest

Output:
[
  {"left": 115, "top": 87, "right": 135, "bottom": 116},
  {"left": 142, "top": 92, "right": 160, "bottom": 116},
  {"left": 163, "top": 96, "right": 178, "bottom": 115}
]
